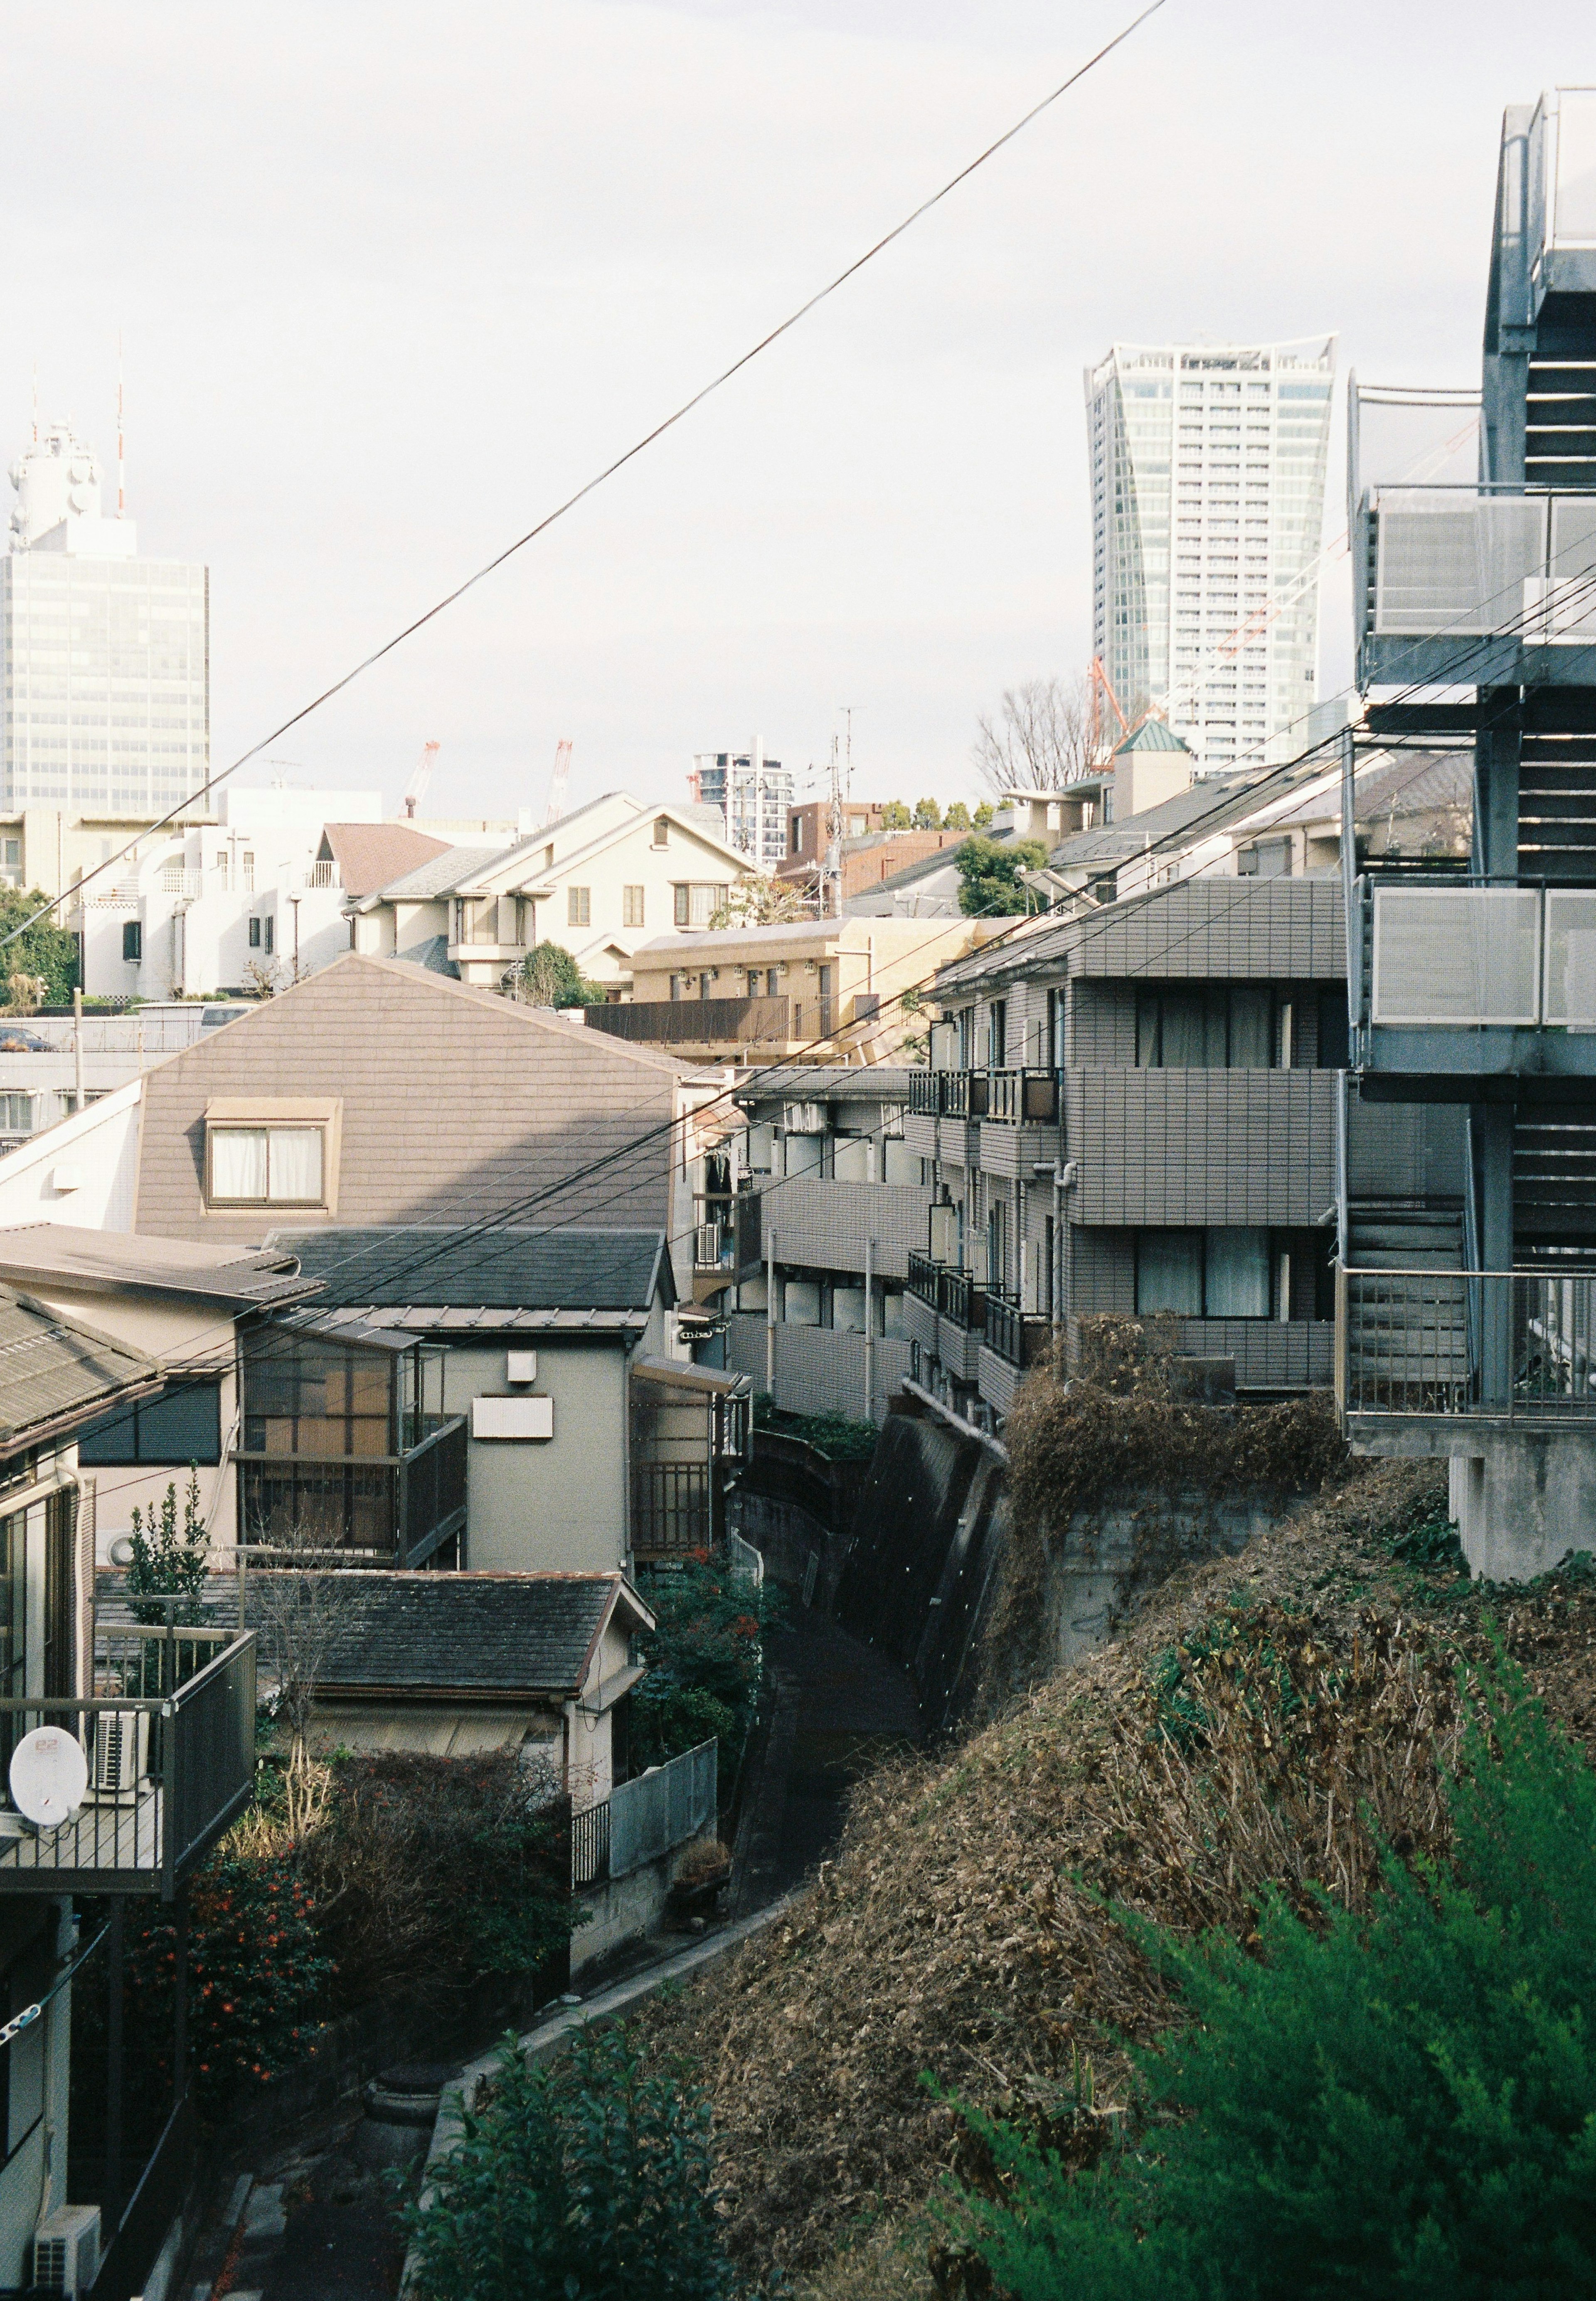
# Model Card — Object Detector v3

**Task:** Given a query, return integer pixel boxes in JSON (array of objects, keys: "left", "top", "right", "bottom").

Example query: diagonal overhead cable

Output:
[{"left": 0, "top": 0, "right": 1172, "bottom": 955}]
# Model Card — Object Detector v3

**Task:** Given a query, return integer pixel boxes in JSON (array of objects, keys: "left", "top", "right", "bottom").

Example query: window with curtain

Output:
[
  {"left": 673, "top": 884, "right": 725, "bottom": 927},
  {"left": 1135, "top": 1227, "right": 1272, "bottom": 1316},
  {"left": 1135, "top": 1230, "right": 1203, "bottom": 1315},
  {"left": 1136, "top": 985, "right": 1279, "bottom": 1069},
  {"left": 1204, "top": 1228, "right": 1271, "bottom": 1316},
  {"left": 623, "top": 886, "right": 645, "bottom": 927},
  {"left": 209, "top": 1124, "right": 325, "bottom": 1205}
]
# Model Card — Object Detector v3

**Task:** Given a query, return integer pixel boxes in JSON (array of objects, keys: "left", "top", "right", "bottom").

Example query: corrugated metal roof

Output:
[
  {"left": 0, "top": 1285, "right": 160, "bottom": 1449},
  {"left": 268, "top": 1224, "right": 670, "bottom": 1313},
  {"left": 0, "top": 1224, "right": 321, "bottom": 1307}
]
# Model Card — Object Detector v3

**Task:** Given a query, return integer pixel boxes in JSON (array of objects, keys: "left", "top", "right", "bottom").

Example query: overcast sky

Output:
[{"left": 0, "top": 2, "right": 1587, "bottom": 822}]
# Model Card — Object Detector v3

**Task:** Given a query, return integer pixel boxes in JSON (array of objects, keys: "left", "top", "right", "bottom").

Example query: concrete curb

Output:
[{"left": 399, "top": 1894, "right": 798, "bottom": 2294}]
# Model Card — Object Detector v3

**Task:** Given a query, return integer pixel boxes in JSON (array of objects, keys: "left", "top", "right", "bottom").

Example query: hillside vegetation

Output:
[{"left": 643, "top": 1457, "right": 1596, "bottom": 2296}]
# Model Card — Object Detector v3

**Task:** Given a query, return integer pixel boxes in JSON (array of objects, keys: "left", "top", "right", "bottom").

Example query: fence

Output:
[
  {"left": 1338, "top": 1266, "right": 1596, "bottom": 1419},
  {"left": 631, "top": 1462, "right": 713, "bottom": 1557},
  {"left": 586, "top": 997, "right": 790, "bottom": 1047},
  {"left": 571, "top": 1800, "right": 611, "bottom": 1889},
  {"left": 569, "top": 1740, "right": 718, "bottom": 1890}
]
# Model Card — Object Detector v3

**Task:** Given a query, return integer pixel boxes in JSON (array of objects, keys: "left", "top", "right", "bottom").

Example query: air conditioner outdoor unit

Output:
[
  {"left": 32, "top": 2204, "right": 101, "bottom": 2296},
  {"left": 91, "top": 1710, "right": 149, "bottom": 1801}
]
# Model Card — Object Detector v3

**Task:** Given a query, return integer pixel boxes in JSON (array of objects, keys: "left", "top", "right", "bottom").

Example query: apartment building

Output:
[
  {"left": 590, "top": 914, "right": 1008, "bottom": 1064},
  {"left": 909, "top": 877, "right": 1348, "bottom": 1425},
  {"left": 712, "top": 1067, "right": 925, "bottom": 1423},
  {"left": 1335, "top": 86, "right": 1596, "bottom": 1581},
  {"left": 348, "top": 791, "right": 748, "bottom": 992},
  {"left": 689, "top": 747, "right": 791, "bottom": 868}
]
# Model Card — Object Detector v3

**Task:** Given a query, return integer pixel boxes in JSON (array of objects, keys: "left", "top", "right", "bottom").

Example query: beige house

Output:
[
  {"left": 594, "top": 914, "right": 1011, "bottom": 1064},
  {"left": 0, "top": 1225, "right": 320, "bottom": 1567},
  {"left": 347, "top": 790, "right": 752, "bottom": 992}
]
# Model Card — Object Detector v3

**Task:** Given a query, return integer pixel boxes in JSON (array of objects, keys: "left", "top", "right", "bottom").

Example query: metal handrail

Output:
[{"left": 1338, "top": 1264, "right": 1596, "bottom": 1420}]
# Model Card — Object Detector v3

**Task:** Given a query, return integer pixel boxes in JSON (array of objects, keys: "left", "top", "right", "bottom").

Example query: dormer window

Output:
[
  {"left": 204, "top": 1097, "right": 341, "bottom": 1212},
  {"left": 653, "top": 818, "right": 670, "bottom": 848}
]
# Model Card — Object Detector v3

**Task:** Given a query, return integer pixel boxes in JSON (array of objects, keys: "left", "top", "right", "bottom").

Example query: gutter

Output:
[{"left": 901, "top": 1378, "right": 1009, "bottom": 1466}]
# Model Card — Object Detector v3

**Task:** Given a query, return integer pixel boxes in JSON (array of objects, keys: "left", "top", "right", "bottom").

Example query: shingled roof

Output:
[
  {"left": 0, "top": 1284, "right": 161, "bottom": 1452},
  {"left": 251, "top": 1570, "right": 653, "bottom": 1700},
  {"left": 268, "top": 1225, "right": 671, "bottom": 1315}
]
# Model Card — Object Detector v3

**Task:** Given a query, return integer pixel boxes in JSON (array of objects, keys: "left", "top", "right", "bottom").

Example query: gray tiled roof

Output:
[
  {"left": 0, "top": 1225, "right": 320, "bottom": 1308},
  {"left": 0, "top": 1285, "right": 159, "bottom": 1449},
  {"left": 268, "top": 1224, "right": 669, "bottom": 1312},
  {"left": 250, "top": 1570, "right": 641, "bottom": 1698},
  {"left": 369, "top": 844, "right": 510, "bottom": 902}
]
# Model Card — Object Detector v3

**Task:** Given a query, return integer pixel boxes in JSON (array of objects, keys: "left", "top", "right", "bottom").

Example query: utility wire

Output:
[{"left": 0, "top": 0, "right": 1172, "bottom": 961}]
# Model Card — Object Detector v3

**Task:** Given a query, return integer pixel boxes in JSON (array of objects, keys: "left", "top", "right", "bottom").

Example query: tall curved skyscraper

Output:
[{"left": 1086, "top": 337, "right": 1335, "bottom": 771}]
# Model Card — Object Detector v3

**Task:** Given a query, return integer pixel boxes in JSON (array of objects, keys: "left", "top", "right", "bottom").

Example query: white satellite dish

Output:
[{"left": 9, "top": 1727, "right": 88, "bottom": 1829}]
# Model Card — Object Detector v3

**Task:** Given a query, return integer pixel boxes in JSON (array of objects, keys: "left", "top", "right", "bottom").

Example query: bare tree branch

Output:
[{"left": 972, "top": 675, "right": 1096, "bottom": 795}]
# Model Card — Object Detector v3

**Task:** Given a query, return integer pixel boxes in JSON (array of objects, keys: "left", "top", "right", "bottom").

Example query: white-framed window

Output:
[
  {"left": 653, "top": 818, "right": 670, "bottom": 848},
  {"left": 0, "top": 1093, "right": 34, "bottom": 1133},
  {"left": 568, "top": 887, "right": 591, "bottom": 927},
  {"left": 207, "top": 1123, "right": 326, "bottom": 1206},
  {"left": 623, "top": 886, "right": 645, "bottom": 928}
]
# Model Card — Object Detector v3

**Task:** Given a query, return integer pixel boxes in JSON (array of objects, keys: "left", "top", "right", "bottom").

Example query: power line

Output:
[{"left": 0, "top": 0, "right": 1172, "bottom": 963}]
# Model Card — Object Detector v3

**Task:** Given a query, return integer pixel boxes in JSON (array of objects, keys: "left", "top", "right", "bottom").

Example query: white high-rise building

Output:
[
  {"left": 689, "top": 746, "right": 791, "bottom": 867},
  {"left": 0, "top": 421, "right": 209, "bottom": 814},
  {"left": 1086, "top": 338, "right": 1335, "bottom": 772}
]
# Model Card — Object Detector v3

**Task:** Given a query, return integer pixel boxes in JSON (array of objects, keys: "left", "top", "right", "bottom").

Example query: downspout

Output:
[
  {"left": 766, "top": 1224, "right": 776, "bottom": 1397},
  {"left": 863, "top": 1234, "right": 874, "bottom": 1421}
]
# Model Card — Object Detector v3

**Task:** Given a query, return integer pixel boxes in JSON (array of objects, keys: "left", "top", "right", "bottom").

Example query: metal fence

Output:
[
  {"left": 586, "top": 997, "right": 790, "bottom": 1047},
  {"left": 611, "top": 1739, "right": 718, "bottom": 1879},
  {"left": 571, "top": 1800, "right": 611, "bottom": 1889},
  {"left": 1338, "top": 1266, "right": 1596, "bottom": 1419}
]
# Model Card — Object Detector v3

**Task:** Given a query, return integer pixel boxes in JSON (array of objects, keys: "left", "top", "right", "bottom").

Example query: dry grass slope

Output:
[{"left": 642, "top": 1458, "right": 1596, "bottom": 2297}]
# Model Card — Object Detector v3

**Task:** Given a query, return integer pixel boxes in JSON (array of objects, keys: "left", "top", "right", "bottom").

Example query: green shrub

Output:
[
  {"left": 753, "top": 1397, "right": 879, "bottom": 1462},
  {"left": 0, "top": 885, "right": 79, "bottom": 1004},
  {"left": 405, "top": 2025, "right": 737, "bottom": 2301},
  {"left": 126, "top": 1468, "right": 209, "bottom": 1625},
  {"left": 954, "top": 835, "right": 1049, "bottom": 917},
  {"left": 947, "top": 1647, "right": 1596, "bottom": 2299},
  {"left": 633, "top": 1558, "right": 781, "bottom": 1773}
]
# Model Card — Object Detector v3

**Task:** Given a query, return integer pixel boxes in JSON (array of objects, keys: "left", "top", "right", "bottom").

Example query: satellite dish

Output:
[{"left": 9, "top": 1728, "right": 88, "bottom": 1829}]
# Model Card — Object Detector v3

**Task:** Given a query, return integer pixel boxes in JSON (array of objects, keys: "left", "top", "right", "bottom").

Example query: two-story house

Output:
[{"left": 347, "top": 791, "right": 751, "bottom": 993}]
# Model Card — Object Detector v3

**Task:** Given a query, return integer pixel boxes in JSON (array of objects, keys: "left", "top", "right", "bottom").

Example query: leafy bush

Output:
[
  {"left": 0, "top": 885, "right": 79, "bottom": 1004},
  {"left": 633, "top": 1558, "right": 780, "bottom": 1773},
  {"left": 126, "top": 1468, "right": 210, "bottom": 1624},
  {"left": 405, "top": 2025, "right": 738, "bottom": 2301},
  {"left": 948, "top": 1648, "right": 1596, "bottom": 2299},
  {"left": 753, "top": 1396, "right": 879, "bottom": 1462},
  {"left": 115, "top": 1852, "right": 331, "bottom": 2113},
  {"left": 509, "top": 940, "right": 606, "bottom": 1006}
]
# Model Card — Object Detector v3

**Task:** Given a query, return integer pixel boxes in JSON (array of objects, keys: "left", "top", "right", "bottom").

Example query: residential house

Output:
[
  {"left": 0, "top": 1284, "right": 254, "bottom": 2295},
  {"left": 776, "top": 801, "right": 968, "bottom": 909},
  {"left": 0, "top": 1224, "right": 320, "bottom": 1569},
  {"left": 845, "top": 804, "right": 1039, "bottom": 919},
  {"left": 715, "top": 1067, "right": 925, "bottom": 1422},
  {"left": 592, "top": 915, "right": 1007, "bottom": 1064},
  {"left": 283, "top": 1567, "right": 653, "bottom": 1812},
  {"left": 347, "top": 791, "right": 751, "bottom": 993},
  {"left": 909, "top": 876, "right": 1350, "bottom": 1426},
  {"left": 257, "top": 1225, "right": 748, "bottom": 1572},
  {"left": 1335, "top": 87, "right": 1596, "bottom": 1580}
]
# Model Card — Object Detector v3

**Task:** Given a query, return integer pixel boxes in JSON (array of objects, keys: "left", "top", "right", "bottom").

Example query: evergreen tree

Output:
[{"left": 955, "top": 836, "right": 1048, "bottom": 916}]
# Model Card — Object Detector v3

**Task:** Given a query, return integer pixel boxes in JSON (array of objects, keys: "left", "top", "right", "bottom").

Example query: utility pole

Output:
[{"left": 824, "top": 735, "right": 843, "bottom": 919}]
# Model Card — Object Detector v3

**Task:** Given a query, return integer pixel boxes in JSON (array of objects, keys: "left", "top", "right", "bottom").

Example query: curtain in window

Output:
[
  {"left": 212, "top": 1126, "right": 268, "bottom": 1199},
  {"left": 1159, "top": 992, "right": 1208, "bottom": 1068},
  {"left": 1137, "top": 1231, "right": 1202, "bottom": 1315},
  {"left": 1204, "top": 1227, "right": 1270, "bottom": 1316},
  {"left": 268, "top": 1127, "right": 324, "bottom": 1202},
  {"left": 1229, "top": 987, "right": 1273, "bottom": 1070}
]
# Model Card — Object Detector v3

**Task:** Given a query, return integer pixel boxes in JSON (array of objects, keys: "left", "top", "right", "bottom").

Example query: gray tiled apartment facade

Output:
[{"left": 914, "top": 877, "right": 1347, "bottom": 1429}]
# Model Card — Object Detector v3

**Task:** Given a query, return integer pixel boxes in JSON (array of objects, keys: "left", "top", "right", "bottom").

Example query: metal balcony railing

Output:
[
  {"left": 983, "top": 1291, "right": 1051, "bottom": 1370},
  {"left": 942, "top": 1268, "right": 986, "bottom": 1333},
  {"left": 907, "top": 1249, "right": 941, "bottom": 1307},
  {"left": 157, "top": 867, "right": 203, "bottom": 897},
  {"left": 1365, "top": 881, "right": 1596, "bottom": 1029},
  {"left": 908, "top": 1070, "right": 942, "bottom": 1117},
  {"left": 586, "top": 997, "right": 790, "bottom": 1048},
  {"left": 0, "top": 1626, "right": 255, "bottom": 1896},
  {"left": 301, "top": 860, "right": 341, "bottom": 889},
  {"left": 983, "top": 1068, "right": 1060, "bottom": 1123},
  {"left": 238, "top": 1413, "right": 468, "bottom": 1566},
  {"left": 1337, "top": 1266, "right": 1596, "bottom": 1419},
  {"left": 631, "top": 1462, "right": 714, "bottom": 1557}
]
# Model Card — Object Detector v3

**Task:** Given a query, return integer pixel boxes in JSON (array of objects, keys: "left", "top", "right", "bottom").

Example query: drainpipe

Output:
[
  {"left": 72, "top": 986, "right": 83, "bottom": 1114},
  {"left": 864, "top": 1234, "right": 874, "bottom": 1421},
  {"left": 766, "top": 1223, "right": 776, "bottom": 1398},
  {"left": 1034, "top": 1160, "right": 1079, "bottom": 1351}
]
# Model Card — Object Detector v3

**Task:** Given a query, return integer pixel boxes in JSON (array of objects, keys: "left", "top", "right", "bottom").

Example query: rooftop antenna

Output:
[{"left": 115, "top": 333, "right": 126, "bottom": 517}]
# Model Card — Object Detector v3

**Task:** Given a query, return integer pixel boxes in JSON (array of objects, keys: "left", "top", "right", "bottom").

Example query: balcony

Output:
[
  {"left": 1355, "top": 484, "right": 1596, "bottom": 686},
  {"left": 236, "top": 1412, "right": 468, "bottom": 1567},
  {"left": 907, "top": 1249, "right": 940, "bottom": 1306},
  {"left": 1355, "top": 880, "right": 1596, "bottom": 1081},
  {"left": 631, "top": 1463, "right": 715, "bottom": 1559},
  {"left": 585, "top": 997, "right": 790, "bottom": 1052},
  {"left": 983, "top": 1291, "right": 1052, "bottom": 1370},
  {"left": 1337, "top": 1266, "right": 1596, "bottom": 1426},
  {"left": 906, "top": 1253, "right": 988, "bottom": 1333},
  {"left": 908, "top": 1068, "right": 1059, "bottom": 1121},
  {"left": 0, "top": 1623, "right": 255, "bottom": 1895}
]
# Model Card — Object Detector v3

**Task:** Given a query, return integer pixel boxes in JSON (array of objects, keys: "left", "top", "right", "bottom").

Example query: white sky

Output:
[{"left": 0, "top": 2, "right": 1587, "bottom": 822}]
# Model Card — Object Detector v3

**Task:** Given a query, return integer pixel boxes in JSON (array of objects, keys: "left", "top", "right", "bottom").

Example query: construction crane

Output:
[
  {"left": 544, "top": 739, "right": 573, "bottom": 826},
  {"left": 403, "top": 740, "right": 440, "bottom": 820}
]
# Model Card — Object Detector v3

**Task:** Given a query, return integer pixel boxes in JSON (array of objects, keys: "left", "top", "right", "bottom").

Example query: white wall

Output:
[{"left": 0, "top": 1080, "right": 142, "bottom": 1232}]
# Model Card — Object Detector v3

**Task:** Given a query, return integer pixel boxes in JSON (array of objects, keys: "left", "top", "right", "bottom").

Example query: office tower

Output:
[
  {"left": 689, "top": 745, "right": 791, "bottom": 866},
  {"left": 1, "top": 421, "right": 209, "bottom": 813},
  {"left": 1086, "top": 338, "right": 1336, "bottom": 771}
]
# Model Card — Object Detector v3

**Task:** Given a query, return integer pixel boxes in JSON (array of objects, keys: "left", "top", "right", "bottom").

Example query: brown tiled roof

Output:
[{"left": 320, "top": 822, "right": 451, "bottom": 900}]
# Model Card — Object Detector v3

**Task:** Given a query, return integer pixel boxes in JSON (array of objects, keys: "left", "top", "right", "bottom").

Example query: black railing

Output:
[
  {"left": 399, "top": 1414, "right": 468, "bottom": 1565},
  {"left": 943, "top": 1268, "right": 986, "bottom": 1333},
  {"left": 586, "top": 997, "right": 790, "bottom": 1047},
  {"left": 984, "top": 1068, "right": 1059, "bottom": 1123},
  {"left": 0, "top": 1628, "right": 255, "bottom": 1895},
  {"left": 984, "top": 1293, "right": 1051, "bottom": 1370},
  {"left": 572, "top": 1798, "right": 611, "bottom": 1888},
  {"left": 944, "top": 1071, "right": 990, "bottom": 1119},
  {"left": 907, "top": 1249, "right": 941, "bottom": 1307},
  {"left": 632, "top": 1463, "right": 714, "bottom": 1557}
]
